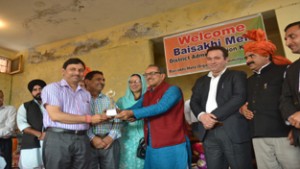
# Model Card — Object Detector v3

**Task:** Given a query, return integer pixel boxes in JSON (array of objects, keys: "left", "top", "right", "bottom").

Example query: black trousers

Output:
[
  {"left": 203, "top": 126, "right": 253, "bottom": 169},
  {"left": 0, "top": 138, "right": 12, "bottom": 169}
]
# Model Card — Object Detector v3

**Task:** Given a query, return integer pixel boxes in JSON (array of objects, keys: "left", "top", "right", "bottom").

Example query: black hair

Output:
[
  {"left": 206, "top": 46, "right": 229, "bottom": 59},
  {"left": 62, "top": 58, "right": 86, "bottom": 69},
  {"left": 131, "top": 74, "right": 142, "bottom": 80},
  {"left": 84, "top": 71, "right": 103, "bottom": 80},
  {"left": 27, "top": 79, "right": 46, "bottom": 92},
  {"left": 284, "top": 21, "right": 300, "bottom": 32}
]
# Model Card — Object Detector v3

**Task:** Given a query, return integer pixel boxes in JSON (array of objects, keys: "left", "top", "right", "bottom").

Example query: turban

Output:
[
  {"left": 27, "top": 79, "right": 46, "bottom": 92},
  {"left": 83, "top": 66, "right": 92, "bottom": 77},
  {"left": 243, "top": 29, "right": 291, "bottom": 65}
]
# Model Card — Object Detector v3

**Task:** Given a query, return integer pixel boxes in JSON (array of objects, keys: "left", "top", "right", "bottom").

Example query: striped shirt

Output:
[
  {"left": 87, "top": 93, "right": 121, "bottom": 140},
  {"left": 41, "top": 79, "right": 91, "bottom": 130}
]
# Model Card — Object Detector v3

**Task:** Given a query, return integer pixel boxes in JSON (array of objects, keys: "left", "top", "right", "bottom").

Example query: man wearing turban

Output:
[
  {"left": 240, "top": 29, "right": 300, "bottom": 169},
  {"left": 17, "top": 79, "right": 46, "bottom": 169}
]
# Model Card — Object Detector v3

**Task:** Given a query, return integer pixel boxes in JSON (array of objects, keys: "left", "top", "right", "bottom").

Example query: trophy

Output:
[{"left": 106, "top": 89, "right": 118, "bottom": 116}]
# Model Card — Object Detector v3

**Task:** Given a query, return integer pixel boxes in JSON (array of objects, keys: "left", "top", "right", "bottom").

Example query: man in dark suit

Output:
[
  {"left": 241, "top": 29, "right": 300, "bottom": 169},
  {"left": 280, "top": 21, "right": 300, "bottom": 146},
  {"left": 190, "top": 46, "right": 252, "bottom": 169}
]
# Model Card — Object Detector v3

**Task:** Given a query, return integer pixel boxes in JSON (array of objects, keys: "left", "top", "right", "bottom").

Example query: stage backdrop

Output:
[{"left": 163, "top": 14, "right": 265, "bottom": 77}]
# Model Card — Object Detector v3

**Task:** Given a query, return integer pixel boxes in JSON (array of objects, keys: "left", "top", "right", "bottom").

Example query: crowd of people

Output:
[{"left": 0, "top": 21, "right": 300, "bottom": 169}]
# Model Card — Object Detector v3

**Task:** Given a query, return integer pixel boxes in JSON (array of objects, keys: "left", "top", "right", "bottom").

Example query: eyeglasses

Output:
[
  {"left": 128, "top": 80, "right": 141, "bottom": 84},
  {"left": 143, "top": 72, "right": 161, "bottom": 77}
]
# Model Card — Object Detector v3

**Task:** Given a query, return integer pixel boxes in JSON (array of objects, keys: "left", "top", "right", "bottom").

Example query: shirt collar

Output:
[
  {"left": 60, "top": 79, "right": 70, "bottom": 87},
  {"left": 92, "top": 92, "right": 105, "bottom": 99},
  {"left": 254, "top": 62, "right": 271, "bottom": 74},
  {"left": 33, "top": 99, "right": 41, "bottom": 105},
  {"left": 208, "top": 68, "right": 227, "bottom": 78},
  {"left": 60, "top": 79, "right": 83, "bottom": 91}
]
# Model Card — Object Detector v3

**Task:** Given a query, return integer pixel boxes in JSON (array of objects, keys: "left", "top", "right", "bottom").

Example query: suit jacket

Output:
[
  {"left": 280, "top": 59, "right": 300, "bottom": 118},
  {"left": 190, "top": 69, "right": 250, "bottom": 143},
  {"left": 247, "top": 63, "right": 290, "bottom": 138},
  {"left": 280, "top": 59, "right": 300, "bottom": 145}
]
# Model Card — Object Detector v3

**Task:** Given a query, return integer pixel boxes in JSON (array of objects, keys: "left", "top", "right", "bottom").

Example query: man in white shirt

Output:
[
  {"left": 190, "top": 46, "right": 252, "bottom": 169},
  {"left": 17, "top": 79, "right": 46, "bottom": 169},
  {"left": 0, "top": 90, "right": 17, "bottom": 169},
  {"left": 0, "top": 155, "right": 6, "bottom": 169}
]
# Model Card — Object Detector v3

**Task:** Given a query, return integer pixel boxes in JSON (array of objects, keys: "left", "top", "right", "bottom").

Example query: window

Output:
[
  {"left": 0, "top": 56, "right": 9, "bottom": 73},
  {"left": 0, "top": 55, "right": 23, "bottom": 74}
]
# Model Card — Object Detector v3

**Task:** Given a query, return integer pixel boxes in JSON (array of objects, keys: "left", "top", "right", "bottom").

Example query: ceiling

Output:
[{"left": 0, "top": 0, "right": 198, "bottom": 51}]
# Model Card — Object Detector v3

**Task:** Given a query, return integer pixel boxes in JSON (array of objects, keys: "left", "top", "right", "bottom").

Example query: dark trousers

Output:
[
  {"left": 90, "top": 139, "right": 120, "bottom": 169},
  {"left": 0, "top": 138, "right": 12, "bottom": 169},
  {"left": 42, "top": 131, "right": 92, "bottom": 169},
  {"left": 203, "top": 127, "right": 253, "bottom": 169}
]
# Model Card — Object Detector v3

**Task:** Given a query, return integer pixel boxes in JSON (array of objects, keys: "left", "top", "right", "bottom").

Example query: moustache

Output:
[{"left": 247, "top": 61, "right": 254, "bottom": 66}]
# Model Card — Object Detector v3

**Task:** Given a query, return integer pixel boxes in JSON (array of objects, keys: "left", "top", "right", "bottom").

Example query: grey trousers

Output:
[
  {"left": 90, "top": 139, "right": 120, "bottom": 169},
  {"left": 253, "top": 137, "right": 300, "bottom": 169},
  {"left": 42, "top": 131, "right": 92, "bottom": 169}
]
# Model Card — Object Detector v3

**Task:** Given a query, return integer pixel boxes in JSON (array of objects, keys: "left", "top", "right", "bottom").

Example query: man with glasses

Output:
[{"left": 116, "top": 64, "right": 190, "bottom": 169}]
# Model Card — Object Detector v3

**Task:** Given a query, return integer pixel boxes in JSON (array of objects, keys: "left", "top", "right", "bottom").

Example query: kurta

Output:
[
  {"left": 116, "top": 74, "right": 147, "bottom": 169},
  {"left": 132, "top": 82, "right": 191, "bottom": 169},
  {"left": 17, "top": 100, "right": 45, "bottom": 169}
]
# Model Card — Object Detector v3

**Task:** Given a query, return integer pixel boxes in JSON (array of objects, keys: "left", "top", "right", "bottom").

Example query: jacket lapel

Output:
[
  {"left": 216, "top": 69, "right": 229, "bottom": 97},
  {"left": 203, "top": 76, "right": 211, "bottom": 103},
  {"left": 295, "top": 59, "right": 300, "bottom": 94}
]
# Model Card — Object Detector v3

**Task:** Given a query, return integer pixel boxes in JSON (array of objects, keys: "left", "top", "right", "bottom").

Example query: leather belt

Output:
[{"left": 46, "top": 127, "right": 87, "bottom": 135}]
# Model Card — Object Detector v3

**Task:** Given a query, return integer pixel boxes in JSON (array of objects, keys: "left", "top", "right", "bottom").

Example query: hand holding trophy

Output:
[{"left": 106, "top": 89, "right": 118, "bottom": 116}]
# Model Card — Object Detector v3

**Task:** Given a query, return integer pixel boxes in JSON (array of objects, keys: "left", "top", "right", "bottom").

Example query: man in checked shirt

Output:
[{"left": 85, "top": 70, "right": 121, "bottom": 169}]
